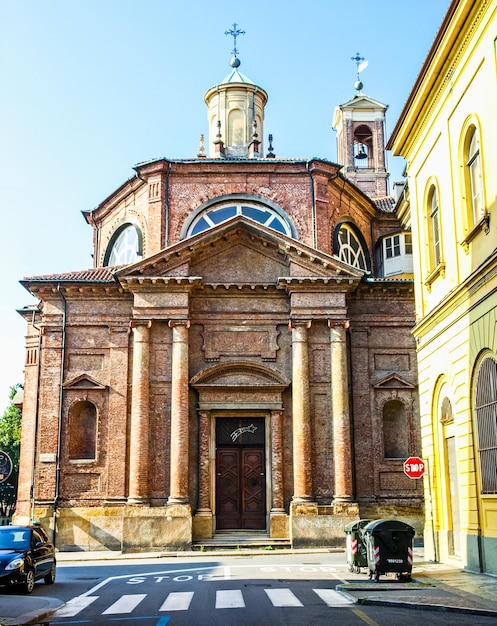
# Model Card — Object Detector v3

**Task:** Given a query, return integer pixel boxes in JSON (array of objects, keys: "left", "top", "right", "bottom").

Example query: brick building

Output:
[{"left": 15, "top": 50, "right": 422, "bottom": 551}]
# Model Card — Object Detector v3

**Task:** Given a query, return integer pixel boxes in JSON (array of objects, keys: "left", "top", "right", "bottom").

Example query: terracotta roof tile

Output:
[
  {"left": 374, "top": 196, "right": 396, "bottom": 212},
  {"left": 23, "top": 266, "right": 121, "bottom": 282}
]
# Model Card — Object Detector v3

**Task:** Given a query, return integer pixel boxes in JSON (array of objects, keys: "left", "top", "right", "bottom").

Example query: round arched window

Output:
[
  {"left": 335, "top": 223, "right": 369, "bottom": 271},
  {"left": 105, "top": 224, "right": 142, "bottom": 266},
  {"left": 187, "top": 202, "right": 292, "bottom": 237}
]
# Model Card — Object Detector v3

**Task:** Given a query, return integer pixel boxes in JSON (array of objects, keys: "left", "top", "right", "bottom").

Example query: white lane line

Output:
[
  {"left": 313, "top": 588, "right": 355, "bottom": 606},
  {"left": 102, "top": 594, "right": 147, "bottom": 614},
  {"left": 159, "top": 591, "right": 194, "bottom": 611},
  {"left": 264, "top": 588, "right": 303, "bottom": 607},
  {"left": 52, "top": 596, "right": 99, "bottom": 617},
  {"left": 215, "top": 589, "right": 245, "bottom": 608}
]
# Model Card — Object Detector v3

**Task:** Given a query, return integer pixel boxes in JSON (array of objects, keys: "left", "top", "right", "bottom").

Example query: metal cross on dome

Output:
[
  {"left": 225, "top": 22, "right": 245, "bottom": 57},
  {"left": 351, "top": 52, "right": 365, "bottom": 77}
]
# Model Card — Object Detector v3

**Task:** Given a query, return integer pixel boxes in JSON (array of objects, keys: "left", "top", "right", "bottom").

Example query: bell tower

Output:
[
  {"left": 332, "top": 53, "right": 389, "bottom": 199},
  {"left": 204, "top": 24, "right": 268, "bottom": 158}
]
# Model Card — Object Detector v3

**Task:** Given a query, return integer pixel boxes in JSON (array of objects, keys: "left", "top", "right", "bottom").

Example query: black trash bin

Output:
[
  {"left": 363, "top": 519, "right": 415, "bottom": 582},
  {"left": 344, "top": 519, "right": 371, "bottom": 573}
]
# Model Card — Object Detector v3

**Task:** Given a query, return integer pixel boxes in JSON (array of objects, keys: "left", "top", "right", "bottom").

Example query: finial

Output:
[
  {"left": 197, "top": 134, "right": 206, "bottom": 158},
  {"left": 225, "top": 22, "right": 245, "bottom": 65},
  {"left": 351, "top": 52, "right": 368, "bottom": 93},
  {"left": 266, "top": 134, "right": 275, "bottom": 158},
  {"left": 251, "top": 119, "right": 258, "bottom": 140}
]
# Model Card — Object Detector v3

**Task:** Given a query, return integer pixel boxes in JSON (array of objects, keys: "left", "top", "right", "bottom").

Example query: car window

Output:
[
  {"left": 31, "top": 529, "right": 44, "bottom": 546},
  {"left": 0, "top": 530, "right": 30, "bottom": 550}
]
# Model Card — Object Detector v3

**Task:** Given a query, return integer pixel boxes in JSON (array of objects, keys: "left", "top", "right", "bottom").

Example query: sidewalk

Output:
[
  {"left": 1, "top": 549, "right": 496, "bottom": 624},
  {"left": 338, "top": 558, "right": 497, "bottom": 617}
]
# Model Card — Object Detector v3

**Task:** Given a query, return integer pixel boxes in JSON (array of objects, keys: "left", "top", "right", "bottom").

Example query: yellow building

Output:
[{"left": 388, "top": 0, "right": 497, "bottom": 573}]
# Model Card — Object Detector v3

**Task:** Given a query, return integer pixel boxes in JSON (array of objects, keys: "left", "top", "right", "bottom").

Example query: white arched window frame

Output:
[
  {"left": 186, "top": 201, "right": 292, "bottom": 238},
  {"left": 336, "top": 223, "right": 368, "bottom": 271},
  {"left": 105, "top": 223, "right": 142, "bottom": 266}
]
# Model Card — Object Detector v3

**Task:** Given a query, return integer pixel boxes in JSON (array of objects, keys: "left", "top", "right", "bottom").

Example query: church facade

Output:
[{"left": 15, "top": 48, "right": 422, "bottom": 551}]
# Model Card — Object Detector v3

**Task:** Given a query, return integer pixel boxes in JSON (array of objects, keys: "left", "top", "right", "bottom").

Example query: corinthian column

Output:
[
  {"left": 168, "top": 320, "right": 190, "bottom": 504},
  {"left": 128, "top": 320, "right": 151, "bottom": 503},
  {"left": 329, "top": 320, "right": 353, "bottom": 501},
  {"left": 290, "top": 321, "right": 313, "bottom": 501}
]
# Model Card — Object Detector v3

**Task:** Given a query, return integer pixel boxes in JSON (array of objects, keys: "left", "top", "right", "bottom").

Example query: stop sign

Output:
[{"left": 403, "top": 456, "right": 425, "bottom": 479}]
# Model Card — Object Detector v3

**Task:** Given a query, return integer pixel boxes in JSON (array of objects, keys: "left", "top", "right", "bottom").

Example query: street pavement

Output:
[{"left": 1, "top": 548, "right": 496, "bottom": 624}]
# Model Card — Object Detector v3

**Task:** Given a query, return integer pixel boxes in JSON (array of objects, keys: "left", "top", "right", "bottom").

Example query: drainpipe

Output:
[
  {"left": 53, "top": 284, "right": 67, "bottom": 546},
  {"left": 30, "top": 308, "right": 42, "bottom": 524}
]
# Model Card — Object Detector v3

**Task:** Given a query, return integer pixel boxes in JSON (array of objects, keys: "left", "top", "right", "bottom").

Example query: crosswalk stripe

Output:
[
  {"left": 215, "top": 589, "right": 245, "bottom": 608},
  {"left": 52, "top": 595, "right": 99, "bottom": 617},
  {"left": 159, "top": 591, "right": 195, "bottom": 611},
  {"left": 313, "top": 588, "right": 355, "bottom": 606},
  {"left": 264, "top": 588, "right": 303, "bottom": 607},
  {"left": 102, "top": 593, "right": 147, "bottom": 614}
]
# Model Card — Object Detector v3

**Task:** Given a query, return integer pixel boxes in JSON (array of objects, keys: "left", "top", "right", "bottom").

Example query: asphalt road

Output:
[{"left": 6, "top": 553, "right": 497, "bottom": 625}]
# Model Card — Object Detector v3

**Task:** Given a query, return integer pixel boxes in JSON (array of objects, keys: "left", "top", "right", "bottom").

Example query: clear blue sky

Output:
[{"left": 0, "top": 0, "right": 450, "bottom": 412}]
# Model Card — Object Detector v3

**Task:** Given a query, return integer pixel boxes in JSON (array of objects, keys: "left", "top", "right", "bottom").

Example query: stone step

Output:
[{"left": 192, "top": 534, "right": 291, "bottom": 551}]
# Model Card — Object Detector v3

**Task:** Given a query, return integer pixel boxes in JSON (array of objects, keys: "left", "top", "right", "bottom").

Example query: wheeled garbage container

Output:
[
  {"left": 363, "top": 519, "right": 415, "bottom": 582},
  {"left": 344, "top": 519, "right": 371, "bottom": 573}
]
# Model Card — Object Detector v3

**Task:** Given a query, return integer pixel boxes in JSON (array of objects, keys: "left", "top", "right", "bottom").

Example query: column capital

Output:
[
  {"left": 288, "top": 320, "right": 312, "bottom": 331},
  {"left": 129, "top": 319, "right": 152, "bottom": 329},
  {"left": 168, "top": 320, "right": 191, "bottom": 329},
  {"left": 327, "top": 319, "right": 349, "bottom": 331}
]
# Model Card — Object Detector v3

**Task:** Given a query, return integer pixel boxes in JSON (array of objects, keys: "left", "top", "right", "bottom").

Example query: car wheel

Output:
[
  {"left": 20, "top": 568, "right": 35, "bottom": 594},
  {"left": 44, "top": 561, "right": 56, "bottom": 584}
]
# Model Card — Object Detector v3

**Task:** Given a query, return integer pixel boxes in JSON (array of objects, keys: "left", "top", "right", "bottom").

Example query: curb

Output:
[
  {"left": 355, "top": 596, "right": 497, "bottom": 618},
  {"left": 0, "top": 597, "right": 64, "bottom": 626}
]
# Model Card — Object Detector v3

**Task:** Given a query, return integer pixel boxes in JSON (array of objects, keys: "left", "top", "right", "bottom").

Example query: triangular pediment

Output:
[
  {"left": 114, "top": 215, "right": 363, "bottom": 287},
  {"left": 339, "top": 93, "right": 388, "bottom": 111},
  {"left": 373, "top": 373, "right": 416, "bottom": 390},
  {"left": 63, "top": 374, "right": 107, "bottom": 390}
]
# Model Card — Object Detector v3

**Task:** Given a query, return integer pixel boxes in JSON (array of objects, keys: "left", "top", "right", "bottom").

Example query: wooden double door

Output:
[{"left": 216, "top": 447, "right": 266, "bottom": 530}]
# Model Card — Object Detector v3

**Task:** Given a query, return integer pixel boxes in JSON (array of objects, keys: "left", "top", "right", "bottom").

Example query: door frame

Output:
[{"left": 211, "top": 411, "right": 271, "bottom": 532}]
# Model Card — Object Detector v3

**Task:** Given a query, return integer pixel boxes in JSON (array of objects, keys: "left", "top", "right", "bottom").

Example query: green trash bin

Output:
[
  {"left": 344, "top": 519, "right": 371, "bottom": 573},
  {"left": 363, "top": 519, "right": 415, "bottom": 582}
]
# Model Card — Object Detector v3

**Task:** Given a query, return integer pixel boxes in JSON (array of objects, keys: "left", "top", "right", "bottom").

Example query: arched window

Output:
[
  {"left": 428, "top": 186, "right": 441, "bottom": 269},
  {"left": 335, "top": 223, "right": 369, "bottom": 271},
  {"left": 382, "top": 400, "right": 408, "bottom": 458},
  {"left": 69, "top": 401, "right": 97, "bottom": 461},
  {"left": 104, "top": 223, "right": 142, "bottom": 266},
  {"left": 186, "top": 201, "right": 292, "bottom": 238},
  {"left": 465, "top": 126, "right": 483, "bottom": 225},
  {"left": 475, "top": 357, "right": 497, "bottom": 494}
]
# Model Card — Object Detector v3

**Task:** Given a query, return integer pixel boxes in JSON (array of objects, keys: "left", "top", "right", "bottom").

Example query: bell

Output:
[{"left": 355, "top": 144, "right": 367, "bottom": 160}]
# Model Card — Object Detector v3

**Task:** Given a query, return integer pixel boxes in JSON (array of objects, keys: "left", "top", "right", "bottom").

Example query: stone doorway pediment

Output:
[{"left": 191, "top": 361, "right": 290, "bottom": 411}]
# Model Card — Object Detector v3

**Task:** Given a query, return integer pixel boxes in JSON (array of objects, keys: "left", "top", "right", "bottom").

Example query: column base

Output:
[
  {"left": 193, "top": 509, "right": 213, "bottom": 541},
  {"left": 167, "top": 497, "right": 190, "bottom": 506},
  {"left": 127, "top": 496, "right": 150, "bottom": 505},
  {"left": 270, "top": 511, "right": 289, "bottom": 538}
]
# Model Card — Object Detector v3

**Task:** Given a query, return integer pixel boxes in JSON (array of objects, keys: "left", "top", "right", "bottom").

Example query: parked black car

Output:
[{"left": 0, "top": 525, "right": 56, "bottom": 593}]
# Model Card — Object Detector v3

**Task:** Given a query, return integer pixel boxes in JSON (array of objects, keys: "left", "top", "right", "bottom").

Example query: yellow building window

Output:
[
  {"left": 466, "top": 127, "right": 483, "bottom": 225},
  {"left": 429, "top": 186, "right": 441, "bottom": 269},
  {"left": 475, "top": 357, "right": 497, "bottom": 494}
]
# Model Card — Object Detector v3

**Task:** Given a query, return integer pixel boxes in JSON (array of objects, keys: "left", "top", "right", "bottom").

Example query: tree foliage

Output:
[
  {"left": 0, "top": 384, "right": 22, "bottom": 517},
  {"left": 0, "top": 384, "right": 22, "bottom": 472}
]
